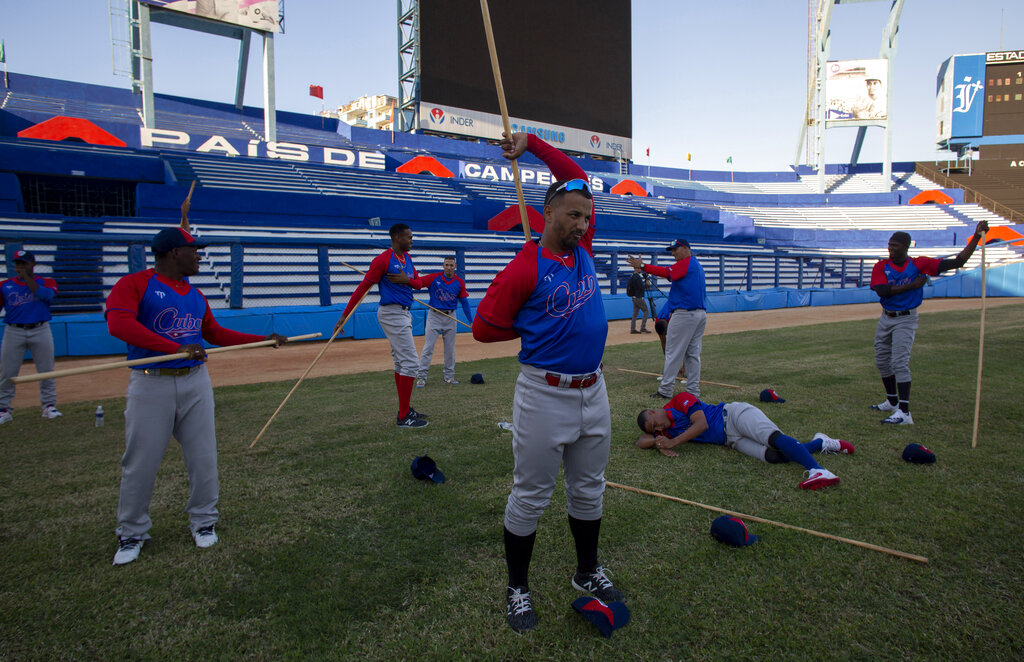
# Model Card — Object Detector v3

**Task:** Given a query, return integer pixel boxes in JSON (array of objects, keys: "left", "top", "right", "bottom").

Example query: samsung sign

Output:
[
  {"left": 420, "top": 102, "right": 631, "bottom": 160},
  {"left": 139, "top": 128, "right": 386, "bottom": 169}
]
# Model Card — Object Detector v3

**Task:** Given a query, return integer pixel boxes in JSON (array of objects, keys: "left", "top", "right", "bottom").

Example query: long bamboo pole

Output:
[
  {"left": 971, "top": 231, "right": 987, "bottom": 448},
  {"left": 11, "top": 333, "right": 322, "bottom": 384},
  {"left": 479, "top": 0, "right": 531, "bottom": 242},
  {"left": 606, "top": 481, "right": 928, "bottom": 564}
]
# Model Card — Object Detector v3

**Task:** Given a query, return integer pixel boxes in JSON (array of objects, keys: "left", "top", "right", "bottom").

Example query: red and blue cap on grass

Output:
[
  {"left": 711, "top": 515, "right": 760, "bottom": 547},
  {"left": 902, "top": 443, "right": 936, "bottom": 464},
  {"left": 571, "top": 596, "right": 630, "bottom": 638},
  {"left": 411, "top": 455, "right": 446, "bottom": 483},
  {"left": 759, "top": 388, "right": 786, "bottom": 403}
]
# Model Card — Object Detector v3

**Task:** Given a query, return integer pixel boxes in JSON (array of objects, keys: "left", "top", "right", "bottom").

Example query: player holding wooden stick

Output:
[{"left": 106, "top": 226, "right": 287, "bottom": 566}]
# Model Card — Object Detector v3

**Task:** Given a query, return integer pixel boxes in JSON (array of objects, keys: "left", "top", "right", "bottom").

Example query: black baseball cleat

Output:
[
  {"left": 572, "top": 566, "right": 626, "bottom": 603},
  {"left": 397, "top": 413, "right": 428, "bottom": 428},
  {"left": 407, "top": 407, "right": 429, "bottom": 420},
  {"left": 506, "top": 586, "right": 537, "bottom": 633},
  {"left": 649, "top": 392, "right": 671, "bottom": 399}
]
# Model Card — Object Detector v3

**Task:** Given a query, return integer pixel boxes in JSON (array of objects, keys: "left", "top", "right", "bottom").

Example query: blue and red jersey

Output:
[
  {"left": 643, "top": 257, "right": 705, "bottom": 312},
  {"left": 1, "top": 276, "right": 57, "bottom": 324},
  {"left": 870, "top": 256, "right": 941, "bottom": 311},
  {"left": 474, "top": 134, "right": 607, "bottom": 375},
  {"left": 105, "top": 269, "right": 264, "bottom": 369},
  {"left": 661, "top": 392, "right": 727, "bottom": 445},
  {"left": 342, "top": 249, "right": 422, "bottom": 318},
  {"left": 421, "top": 272, "right": 472, "bottom": 320}
]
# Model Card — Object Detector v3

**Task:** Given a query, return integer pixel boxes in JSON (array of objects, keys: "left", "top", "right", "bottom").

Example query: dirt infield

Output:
[{"left": 9, "top": 298, "right": 1023, "bottom": 409}]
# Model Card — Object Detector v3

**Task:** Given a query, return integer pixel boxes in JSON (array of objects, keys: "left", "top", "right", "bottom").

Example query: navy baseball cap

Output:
[
  {"left": 470, "top": 373, "right": 485, "bottom": 384},
  {"left": 411, "top": 455, "right": 446, "bottom": 483},
  {"left": 760, "top": 388, "right": 786, "bottom": 403},
  {"left": 711, "top": 516, "right": 760, "bottom": 547},
  {"left": 152, "top": 227, "right": 208, "bottom": 254},
  {"left": 571, "top": 597, "right": 630, "bottom": 638},
  {"left": 13, "top": 249, "right": 35, "bottom": 263},
  {"left": 902, "top": 443, "right": 936, "bottom": 464},
  {"left": 665, "top": 238, "right": 690, "bottom": 252}
]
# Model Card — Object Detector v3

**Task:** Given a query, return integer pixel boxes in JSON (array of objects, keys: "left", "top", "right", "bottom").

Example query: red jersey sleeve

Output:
[
  {"left": 666, "top": 392, "right": 699, "bottom": 415},
  {"left": 645, "top": 259, "right": 689, "bottom": 281},
  {"left": 419, "top": 272, "right": 441, "bottom": 288},
  {"left": 870, "top": 261, "right": 888, "bottom": 287},
  {"left": 473, "top": 242, "right": 537, "bottom": 342},
  {"left": 456, "top": 275, "right": 469, "bottom": 298},
  {"left": 913, "top": 256, "right": 941, "bottom": 277}
]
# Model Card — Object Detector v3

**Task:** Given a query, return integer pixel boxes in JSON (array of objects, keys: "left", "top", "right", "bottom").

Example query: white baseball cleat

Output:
[
  {"left": 112, "top": 537, "right": 144, "bottom": 565},
  {"left": 815, "top": 433, "right": 855, "bottom": 455},
  {"left": 0, "top": 409, "right": 12, "bottom": 424},
  {"left": 799, "top": 468, "right": 840, "bottom": 490},
  {"left": 415, "top": 378, "right": 426, "bottom": 388},
  {"left": 871, "top": 400, "right": 897, "bottom": 412},
  {"left": 41, "top": 404, "right": 62, "bottom": 419},
  {"left": 192, "top": 526, "right": 218, "bottom": 549},
  {"left": 881, "top": 410, "right": 914, "bottom": 425}
]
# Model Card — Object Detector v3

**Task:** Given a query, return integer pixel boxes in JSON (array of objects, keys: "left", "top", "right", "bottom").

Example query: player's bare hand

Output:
[
  {"left": 181, "top": 198, "right": 191, "bottom": 217},
  {"left": 333, "top": 317, "right": 346, "bottom": 336},
  {"left": 975, "top": 220, "right": 990, "bottom": 237},
  {"left": 912, "top": 274, "right": 929, "bottom": 289},
  {"left": 179, "top": 343, "right": 207, "bottom": 361},
  {"left": 265, "top": 333, "right": 288, "bottom": 348},
  {"left": 500, "top": 132, "right": 528, "bottom": 160},
  {"left": 625, "top": 255, "right": 644, "bottom": 270},
  {"left": 654, "top": 435, "right": 675, "bottom": 450},
  {"left": 658, "top": 447, "right": 679, "bottom": 458},
  {"left": 385, "top": 272, "right": 411, "bottom": 285}
]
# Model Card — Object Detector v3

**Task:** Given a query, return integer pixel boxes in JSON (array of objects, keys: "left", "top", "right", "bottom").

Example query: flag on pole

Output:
[
  {"left": 726, "top": 156, "right": 733, "bottom": 164},
  {"left": 0, "top": 40, "right": 6, "bottom": 64},
  {"left": 309, "top": 84, "right": 324, "bottom": 99},
  {"left": 687, "top": 153, "right": 691, "bottom": 161},
  {"left": 645, "top": 147, "right": 650, "bottom": 157}
]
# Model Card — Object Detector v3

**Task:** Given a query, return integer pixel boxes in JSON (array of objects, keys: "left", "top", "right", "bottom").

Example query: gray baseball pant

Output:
[
  {"left": 116, "top": 365, "right": 218, "bottom": 540},
  {"left": 659, "top": 309, "right": 706, "bottom": 397},
  {"left": 0, "top": 323, "right": 56, "bottom": 409},
  {"left": 504, "top": 364, "right": 611, "bottom": 537},
  {"left": 377, "top": 304, "right": 418, "bottom": 377},
  {"left": 873, "top": 310, "right": 918, "bottom": 382},
  {"left": 417, "top": 309, "right": 457, "bottom": 381}
]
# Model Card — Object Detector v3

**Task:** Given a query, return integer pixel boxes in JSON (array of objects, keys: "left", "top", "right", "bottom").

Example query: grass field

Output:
[{"left": 2, "top": 305, "right": 1022, "bottom": 660}]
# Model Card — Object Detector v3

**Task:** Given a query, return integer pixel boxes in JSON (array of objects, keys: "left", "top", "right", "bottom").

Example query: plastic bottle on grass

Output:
[{"left": 95, "top": 406, "right": 104, "bottom": 427}]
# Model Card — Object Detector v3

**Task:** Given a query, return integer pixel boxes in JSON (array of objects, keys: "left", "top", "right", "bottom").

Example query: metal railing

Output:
[{"left": 916, "top": 161, "right": 1023, "bottom": 225}]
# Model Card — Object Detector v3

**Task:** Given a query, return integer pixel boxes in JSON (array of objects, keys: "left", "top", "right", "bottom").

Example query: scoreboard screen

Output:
[
  {"left": 982, "top": 59, "right": 1024, "bottom": 136},
  {"left": 418, "top": 0, "right": 632, "bottom": 139}
]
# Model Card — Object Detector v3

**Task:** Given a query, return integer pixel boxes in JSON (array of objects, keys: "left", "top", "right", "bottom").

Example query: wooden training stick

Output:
[
  {"left": 479, "top": 0, "right": 531, "bottom": 242},
  {"left": 337, "top": 260, "right": 473, "bottom": 330},
  {"left": 616, "top": 367, "right": 741, "bottom": 389},
  {"left": 971, "top": 231, "right": 987, "bottom": 449},
  {"left": 249, "top": 295, "right": 369, "bottom": 449},
  {"left": 180, "top": 180, "right": 196, "bottom": 232},
  {"left": 11, "top": 333, "right": 321, "bottom": 384},
  {"left": 606, "top": 481, "right": 929, "bottom": 564}
]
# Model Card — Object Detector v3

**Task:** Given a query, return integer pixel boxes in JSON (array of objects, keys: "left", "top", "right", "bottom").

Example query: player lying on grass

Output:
[{"left": 635, "top": 393, "right": 853, "bottom": 490}]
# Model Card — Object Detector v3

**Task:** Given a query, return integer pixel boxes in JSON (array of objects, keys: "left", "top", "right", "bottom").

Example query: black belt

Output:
[
  {"left": 384, "top": 304, "right": 411, "bottom": 311},
  {"left": 6, "top": 322, "right": 46, "bottom": 329},
  {"left": 884, "top": 309, "right": 915, "bottom": 318},
  {"left": 438, "top": 309, "right": 454, "bottom": 315},
  {"left": 137, "top": 366, "right": 199, "bottom": 377}
]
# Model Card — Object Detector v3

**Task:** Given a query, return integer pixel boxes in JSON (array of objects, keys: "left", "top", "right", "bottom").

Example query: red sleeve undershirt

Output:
[{"left": 644, "top": 258, "right": 689, "bottom": 281}]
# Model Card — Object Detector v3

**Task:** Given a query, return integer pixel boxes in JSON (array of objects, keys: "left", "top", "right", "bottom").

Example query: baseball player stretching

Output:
[
  {"left": 336, "top": 223, "right": 428, "bottom": 428},
  {"left": 627, "top": 238, "right": 706, "bottom": 399},
  {"left": 0, "top": 250, "right": 61, "bottom": 423},
  {"left": 415, "top": 256, "right": 472, "bottom": 387},
  {"left": 636, "top": 393, "right": 853, "bottom": 489},
  {"left": 869, "top": 221, "right": 988, "bottom": 425},
  {"left": 474, "top": 133, "right": 624, "bottom": 633},
  {"left": 106, "top": 227, "right": 286, "bottom": 565}
]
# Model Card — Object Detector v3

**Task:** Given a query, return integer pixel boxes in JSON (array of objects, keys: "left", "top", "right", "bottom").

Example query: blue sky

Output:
[{"left": 3, "top": 1, "right": 1022, "bottom": 171}]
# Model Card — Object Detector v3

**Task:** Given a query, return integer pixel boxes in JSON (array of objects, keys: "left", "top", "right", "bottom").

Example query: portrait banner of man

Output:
[{"left": 826, "top": 58, "right": 888, "bottom": 121}]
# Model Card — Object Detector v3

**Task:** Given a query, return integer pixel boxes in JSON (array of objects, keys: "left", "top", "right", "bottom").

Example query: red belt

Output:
[{"left": 545, "top": 371, "right": 600, "bottom": 389}]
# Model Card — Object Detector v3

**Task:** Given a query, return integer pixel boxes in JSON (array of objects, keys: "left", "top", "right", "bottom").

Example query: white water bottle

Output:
[{"left": 95, "top": 405, "right": 104, "bottom": 427}]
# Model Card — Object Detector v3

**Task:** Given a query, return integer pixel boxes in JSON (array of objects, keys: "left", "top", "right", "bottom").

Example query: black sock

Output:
[
  {"left": 882, "top": 375, "right": 897, "bottom": 405},
  {"left": 504, "top": 527, "right": 536, "bottom": 590},
  {"left": 897, "top": 381, "right": 911, "bottom": 413},
  {"left": 568, "top": 515, "right": 601, "bottom": 575}
]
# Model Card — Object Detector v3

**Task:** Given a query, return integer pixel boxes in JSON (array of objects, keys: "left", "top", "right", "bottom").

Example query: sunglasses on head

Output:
[{"left": 545, "top": 178, "right": 592, "bottom": 206}]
